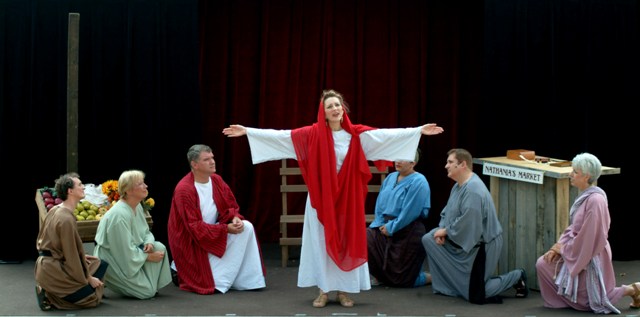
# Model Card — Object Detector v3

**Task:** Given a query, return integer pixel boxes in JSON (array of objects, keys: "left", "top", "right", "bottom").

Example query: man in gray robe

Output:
[{"left": 421, "top": 148, "right": 527, "bottom": 304}]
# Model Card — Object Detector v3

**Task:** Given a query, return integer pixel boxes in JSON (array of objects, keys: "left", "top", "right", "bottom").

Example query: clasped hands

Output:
[
  {"left": 228, "top": 217, "right": 245, "bottom": 234},
  {"left": 140, "top": 243, "right": 165, "bottom": 263},
  {"left": 379, "top": 225, "right": 389, "bottom": 236},
  {"left": 433, "top": 228, "right": 447, "bottom": 245},
  {"left": 543, "top": 242, "right": 563, "bottom": 263},
  {"left": 84, "top": 255, "right": 104, "bottom": 288}
]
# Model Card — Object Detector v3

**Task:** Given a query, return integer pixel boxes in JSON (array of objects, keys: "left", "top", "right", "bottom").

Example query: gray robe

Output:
[{"left": 422, "top": 174, "right": 520, "bottom": 300}]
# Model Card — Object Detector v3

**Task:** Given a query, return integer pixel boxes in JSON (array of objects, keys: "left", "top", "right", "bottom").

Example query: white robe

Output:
[{"left": 246, "top": 126, "right": 422, "bottom": 293}]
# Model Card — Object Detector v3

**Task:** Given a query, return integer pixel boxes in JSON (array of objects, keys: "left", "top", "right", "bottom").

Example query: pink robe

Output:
[{"left": 535, "top": 188, "right": 625, "bottom": 312}]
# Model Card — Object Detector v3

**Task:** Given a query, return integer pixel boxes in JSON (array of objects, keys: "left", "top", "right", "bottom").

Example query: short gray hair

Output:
[
  {"left": 571, "top": 152, "right": 602, "bottom": 184},
  {"left": 187, "top": 144, "right": 212, "bottom": 166}
]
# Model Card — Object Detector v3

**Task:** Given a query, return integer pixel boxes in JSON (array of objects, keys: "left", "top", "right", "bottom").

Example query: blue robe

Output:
[{"left": 367, "top": 171, "right": 430, "bottom": 287}]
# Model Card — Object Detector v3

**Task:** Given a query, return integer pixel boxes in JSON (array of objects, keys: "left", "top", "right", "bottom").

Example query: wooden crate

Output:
[{"left": 35, "top": 189, "right": 153, "bottom": 243}]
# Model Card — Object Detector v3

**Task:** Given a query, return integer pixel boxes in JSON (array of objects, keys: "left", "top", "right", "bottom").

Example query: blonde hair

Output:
[{"left": 118, "top": 170, "right": 145, "bottom": 199}]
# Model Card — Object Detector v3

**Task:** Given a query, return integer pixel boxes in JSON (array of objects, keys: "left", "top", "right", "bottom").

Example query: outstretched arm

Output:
[
  {"left": 421, "top": 123, "right": 444, "bottom": 136},
  {"left": 222, "top": 126, "right": 296, "bottom": 164},
  {"left": 222, "top": 124, "right": 247, "bottom": 137},
  {"left": 362, "top": 125, "right": 443, "bottom": 162}
]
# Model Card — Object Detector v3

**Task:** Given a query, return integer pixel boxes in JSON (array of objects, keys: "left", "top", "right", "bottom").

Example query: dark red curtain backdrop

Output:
[
  {"left": 197, "top": 0, "right": 637, "bottom": 260},
  {"left": 198, "top": 0, "right": 484, "bottom": 243},
  {"left": 1, "top": 0, "right": 636, "bottom": 261}
]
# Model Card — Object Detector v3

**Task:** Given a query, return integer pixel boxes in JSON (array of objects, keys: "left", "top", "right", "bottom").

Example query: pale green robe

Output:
[{"left": 94, "top": 200, "right": 171, "bottom": 299}]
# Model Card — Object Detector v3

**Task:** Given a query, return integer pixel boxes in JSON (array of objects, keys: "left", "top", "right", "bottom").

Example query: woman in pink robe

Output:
[{"left": 536, "top": 153, "right": 640, "bottom": 313}]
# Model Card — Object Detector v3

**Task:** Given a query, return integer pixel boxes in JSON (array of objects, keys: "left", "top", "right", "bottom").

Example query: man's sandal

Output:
[
  {"left": 514, "top": 269, "right": 529, "bottom": 298},
  {"left": 312, "top": 291, "right": 328, "bottom": 308},
  {"left": 630, "top": 282, "right": 640, "bottom": 309},
  {"left": 35, "top": 285, "right": 52, "bottom": 311},
  {"left": 337, "top": 291, "right": 354, "bottom": 307}
]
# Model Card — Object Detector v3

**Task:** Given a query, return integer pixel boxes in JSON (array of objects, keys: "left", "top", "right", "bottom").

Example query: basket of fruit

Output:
[{"left": 35, "top": 187, "right": 153, "bottom": 243}]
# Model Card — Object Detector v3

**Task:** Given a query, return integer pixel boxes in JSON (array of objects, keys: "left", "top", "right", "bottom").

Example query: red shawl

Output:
[{"left": 291, "top": 101, "right": 390, "bottom": 271}]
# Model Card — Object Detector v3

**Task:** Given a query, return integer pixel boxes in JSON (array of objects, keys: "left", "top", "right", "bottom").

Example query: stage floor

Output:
[{"left": 2, "top": 243, "right": 639, "bottom": 317}]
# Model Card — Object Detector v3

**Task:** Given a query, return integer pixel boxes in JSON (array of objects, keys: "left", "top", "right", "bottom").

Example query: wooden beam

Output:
[{"left": 67, "top": 13, "right": 80, "bottom": 172}]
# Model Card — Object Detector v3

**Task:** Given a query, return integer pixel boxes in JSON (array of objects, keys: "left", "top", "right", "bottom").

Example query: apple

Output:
[{"left": 54, "top": 198, "right": 63, "bottom": 204}]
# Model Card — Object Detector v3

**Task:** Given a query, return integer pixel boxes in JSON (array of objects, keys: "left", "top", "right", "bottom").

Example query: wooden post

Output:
[{"left": 67, "top": 13, "right": 80, "bottom": 173}]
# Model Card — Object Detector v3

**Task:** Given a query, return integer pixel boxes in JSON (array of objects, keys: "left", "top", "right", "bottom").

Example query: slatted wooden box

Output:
[{"left": 35, "top": 189, "right": 153, "bottom": 243}]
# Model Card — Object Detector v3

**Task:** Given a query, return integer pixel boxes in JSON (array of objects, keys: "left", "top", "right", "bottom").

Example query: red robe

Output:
[
  {"left": 167, "top": 172, "right": 263, "bottom": 294},
  {"left": 291, "top": 101, "right": 390, "bottom": 271}
]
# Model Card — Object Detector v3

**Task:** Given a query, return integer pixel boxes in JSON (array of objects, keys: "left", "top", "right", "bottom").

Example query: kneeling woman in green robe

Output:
[{"left": 94, "top": 170, "right": 172, "bottom": 299}]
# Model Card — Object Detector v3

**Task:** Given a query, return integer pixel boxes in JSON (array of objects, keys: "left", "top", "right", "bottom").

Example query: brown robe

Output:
[{"left": 34, "top": 205, "right": 104, "bottom": 309}]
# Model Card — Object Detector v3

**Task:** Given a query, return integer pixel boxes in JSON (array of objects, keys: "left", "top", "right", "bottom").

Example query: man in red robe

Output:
[{"left": 168, "top": 144, "right": 265, "bottom": 295}]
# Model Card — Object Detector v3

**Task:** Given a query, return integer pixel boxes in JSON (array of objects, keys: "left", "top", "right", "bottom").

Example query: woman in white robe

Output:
[{"left": 223, "top": 89, "right": 443, "bottom": 307}]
